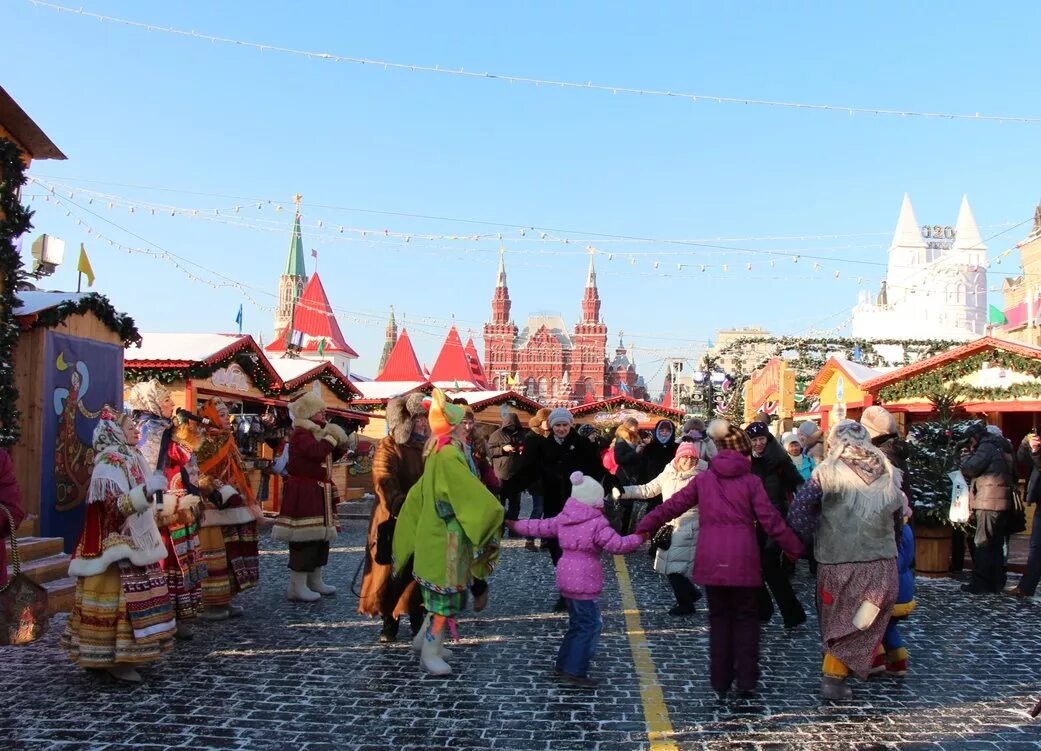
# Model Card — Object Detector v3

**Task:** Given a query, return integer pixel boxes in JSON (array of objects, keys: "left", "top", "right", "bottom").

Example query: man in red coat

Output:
[
  {"left": 272, "top": 392, "right": 351, "bottom": 602},
  {"left": 0, "top": 448, "right": 26, "bottom": 588}
]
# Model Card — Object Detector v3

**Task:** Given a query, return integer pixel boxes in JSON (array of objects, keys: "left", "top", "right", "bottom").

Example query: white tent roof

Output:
[
  {"left": 269, "top": 358, "right": 326, "bottom": 382},
  {"left": 354, "top": 381, "right": 427, "bottom": 400},
  {"left": 126, "top": 333, "right": 248, "bottom": 363}
]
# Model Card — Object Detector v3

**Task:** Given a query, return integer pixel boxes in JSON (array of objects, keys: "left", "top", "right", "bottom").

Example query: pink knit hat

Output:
[{"left": 675, "top": 441, "right": 699, "bottom": 460}]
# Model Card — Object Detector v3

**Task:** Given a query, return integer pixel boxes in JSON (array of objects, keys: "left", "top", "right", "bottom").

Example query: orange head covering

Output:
[{"left": 424, "top": 387, "right": 465, "bottom": 438}]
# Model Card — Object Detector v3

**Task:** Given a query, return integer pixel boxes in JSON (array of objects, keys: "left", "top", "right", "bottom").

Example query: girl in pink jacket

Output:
[{"left": 508, "top": 471, "right": 644, "bottom": 688}]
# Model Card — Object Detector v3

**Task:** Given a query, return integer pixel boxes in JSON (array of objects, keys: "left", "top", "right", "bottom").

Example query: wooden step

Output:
[
  {"left": 42, "top": 576, "right": 76, "bottom": 616},
  {"left": 4, "top": 536, "right": 64, "bottom": 563},
  {"left": 7, "top": 553, "right": 70, "bottom": 585}
]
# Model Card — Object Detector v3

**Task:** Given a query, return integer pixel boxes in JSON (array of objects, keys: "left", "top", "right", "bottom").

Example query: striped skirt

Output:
[
  {"left": 198, "top": 526, "right": 232, "bottom": 608},
  {"left": 818, "top": 558, "right": 898, "bottom": 680},
  {"left": 223, "top": 521, "right": 260, "bottom": 593},
  {"left": 62, "top": 562, "right": 175, "bottom": 668},
  {"left": 162, "top": 520, "right": 205, "bottom": 619}
]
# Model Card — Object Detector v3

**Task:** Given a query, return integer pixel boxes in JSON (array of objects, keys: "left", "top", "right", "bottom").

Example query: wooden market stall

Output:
[
  {"left": 862, "top": 336, "right": 1041, "bottom": 574},
  {"left": 10, "top": 292, "right": 140, "bottom": 613},
  {"left": 802, "top": 357, "right": 895, "bottom": 435}
]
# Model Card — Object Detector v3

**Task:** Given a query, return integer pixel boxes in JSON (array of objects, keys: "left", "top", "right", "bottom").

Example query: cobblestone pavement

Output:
[{"left": 3, "top": 517, "right": 1041, "bottom": 751}]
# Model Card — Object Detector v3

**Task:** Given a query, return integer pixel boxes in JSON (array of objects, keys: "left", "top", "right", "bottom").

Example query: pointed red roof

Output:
[
  {"left": 464, "top": 337, "right": 490, "bottom": 388},
  {"left": 376, "top": 328, "right": 425, "bottom": 382},
  {"left": 429, "top": 326, "right": 478, "bottom": 386},
  {"left": 266, "top": 273, "right": 358, "bottom": 357}
]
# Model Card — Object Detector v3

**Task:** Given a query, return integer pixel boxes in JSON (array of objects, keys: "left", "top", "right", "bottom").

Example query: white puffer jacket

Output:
[{"left": 622, "top": 461, "right": 699, "bottom": 576}]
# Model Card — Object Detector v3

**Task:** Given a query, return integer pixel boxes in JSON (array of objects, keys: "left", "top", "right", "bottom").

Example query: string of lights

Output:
[{"left": 26, "top": 0, "right": 1041, "bottom": 125}]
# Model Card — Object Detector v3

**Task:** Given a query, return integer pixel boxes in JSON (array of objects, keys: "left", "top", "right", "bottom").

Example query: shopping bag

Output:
[{"left": 948, "top": 470, "right": 970, "bottom": 524}]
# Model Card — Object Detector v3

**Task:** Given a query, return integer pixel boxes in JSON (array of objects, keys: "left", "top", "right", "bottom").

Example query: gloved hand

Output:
[
  {"left": 611, "top": 487, "right": 623, "bottom": 501},
  {"left": 144, "top": 472, "right": 168, "bottom": 496},
  {"left": 323, "top": 423, "right": 350, "bottom": 447}
]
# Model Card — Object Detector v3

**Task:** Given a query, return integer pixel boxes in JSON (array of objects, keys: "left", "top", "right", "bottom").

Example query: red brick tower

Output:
[
  {"left": 483, "top": 249, "right": 519, "bottom": 389},
  {"left": 571, "top": 249, "right": 608, "bottom": 400}
]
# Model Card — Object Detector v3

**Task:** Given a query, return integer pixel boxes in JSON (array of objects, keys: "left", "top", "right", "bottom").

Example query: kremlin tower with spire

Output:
[{"left": 266, "top": 198, "right": 359, "bottom": 375}]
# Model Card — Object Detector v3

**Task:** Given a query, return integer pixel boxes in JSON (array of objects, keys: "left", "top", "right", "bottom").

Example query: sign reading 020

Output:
[{"left": 921, "top": 225, "right": 956, "bottom": 240}]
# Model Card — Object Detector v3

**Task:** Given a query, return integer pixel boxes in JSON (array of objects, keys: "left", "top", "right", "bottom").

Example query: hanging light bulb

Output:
[
  {"left": 722, "top": 264, "right": 729, "bottom": 272},
  {"left": 792, "top": 256, "right": 799, "bottom": 263},
  {"left": 653, "top": 261, "right": 660, "bottom": 269},
  {"left": 700, "top": 264, "right": 706, "bottom": 272},
  {"left": 746, "top": 263, "right": 752, "bottom": 271}
]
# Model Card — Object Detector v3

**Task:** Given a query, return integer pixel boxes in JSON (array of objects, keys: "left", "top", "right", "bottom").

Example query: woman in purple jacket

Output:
[
  {"left": 635, "top": 420, "right": 804, "bottom": 700},
  {"left": 508, "top": 471, "right": 644, "bottom": 688}
]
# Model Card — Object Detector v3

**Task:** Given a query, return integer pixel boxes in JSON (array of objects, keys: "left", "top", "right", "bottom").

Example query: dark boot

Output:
[
  {"left": 409, "top": 610, "right": 425, "bottom": 637},
  {"left": 378, "top": 615, "right": 399, "bottom": 643}
]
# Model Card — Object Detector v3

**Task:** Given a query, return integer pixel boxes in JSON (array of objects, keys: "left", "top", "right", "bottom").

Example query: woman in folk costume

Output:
[
  {"left": 128, "top": 380, "right": 205, "bottom": 639},
  {"left": 194, "top": 397, "right": 264, "bottom": 620},
  {"left": 63, "top": 407, "right": 175, "bottom": 683},
  {"left": 788, "top": 420, "right": 904, "bottom": 701},
  {"left": 272, "top": 391, "right": 352, "bottom": 602},
  {"left": 392, "top": 388, "right": 504, "bottom": 676},
  {"left": 360, "top": 393, "right": 428, "bottom": 642}
]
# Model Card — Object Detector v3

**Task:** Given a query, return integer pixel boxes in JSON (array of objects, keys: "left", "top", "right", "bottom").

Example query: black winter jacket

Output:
[
  {"left": 751, "top": 435, "right": 804, "bottom": 514},
  {"left": 540, "top": 429, "right": 609, "bottom": 518}
]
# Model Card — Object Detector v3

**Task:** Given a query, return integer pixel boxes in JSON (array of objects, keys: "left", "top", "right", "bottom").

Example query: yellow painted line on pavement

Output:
[{"left": 613, "top": 555, "right": 679, "bottom": 751}]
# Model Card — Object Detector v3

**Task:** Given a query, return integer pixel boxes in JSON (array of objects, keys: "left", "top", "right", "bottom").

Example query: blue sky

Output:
[{"left": 6, "top": 1, "right": 1041, "bottom": 391}]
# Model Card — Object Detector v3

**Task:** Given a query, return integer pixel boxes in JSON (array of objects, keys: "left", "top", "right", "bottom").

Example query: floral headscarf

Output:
[
  {"left": 126, "top": 379, "right": 172, "bottom": 417},
  {"left": 90, "top": 406, "right": 148, "bottom": 503},
  {"left": 827, "top": 419, "right": 888, "bottom": 485}
]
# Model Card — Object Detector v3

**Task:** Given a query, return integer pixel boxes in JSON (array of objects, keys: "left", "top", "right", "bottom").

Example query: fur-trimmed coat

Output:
[
  {"left": 358, "top": 433, "right": 425, "bottom": 617},
  {"left": 272, "top": 419, "right": 347, "bottom": 543}
]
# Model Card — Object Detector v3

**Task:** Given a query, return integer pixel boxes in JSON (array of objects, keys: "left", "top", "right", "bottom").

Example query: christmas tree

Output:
[{"left": 905, "top": 387, "right": 977, "bottom": 527}]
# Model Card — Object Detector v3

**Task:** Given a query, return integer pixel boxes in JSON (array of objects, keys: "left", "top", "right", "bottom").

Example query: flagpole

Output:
[{"left": 77, "top": 271, "right": 82, "bottom": 293}]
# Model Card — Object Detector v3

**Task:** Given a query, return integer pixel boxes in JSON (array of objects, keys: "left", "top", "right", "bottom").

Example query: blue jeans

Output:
[
  {"left": 1019, "top": 504, "right": 1041, "bottom": 595},
  {"left": 556, "top": 598, "right": 602, "bottom": 677}
]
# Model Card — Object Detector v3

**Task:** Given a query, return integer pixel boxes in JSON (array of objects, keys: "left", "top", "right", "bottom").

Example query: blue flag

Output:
[{"left": 235, "top": 304, "right": 243, "bottom": 334}]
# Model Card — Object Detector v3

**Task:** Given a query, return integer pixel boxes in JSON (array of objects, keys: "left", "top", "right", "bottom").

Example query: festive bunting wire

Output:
[{"left": 26, "top": 0, "right": 1041, "bottom": 125}]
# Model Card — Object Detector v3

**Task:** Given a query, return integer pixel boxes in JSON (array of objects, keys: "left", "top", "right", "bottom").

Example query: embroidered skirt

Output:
[
  {"left": 62, "top": 562, "right": 175, "bottom": 668},
  {"left": 198, "top": 525, "right": 232, "bottom": 608},
  {"left": 222, "top": 521, "right": 260, "bottom": 593},
  {"left": 161, "top": 519, "right": 205, "bottom": 619}
]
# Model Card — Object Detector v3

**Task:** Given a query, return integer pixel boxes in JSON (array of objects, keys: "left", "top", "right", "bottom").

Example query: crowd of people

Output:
[{"left": 3, "top": 383, "right": 1040, "bottom": 702}]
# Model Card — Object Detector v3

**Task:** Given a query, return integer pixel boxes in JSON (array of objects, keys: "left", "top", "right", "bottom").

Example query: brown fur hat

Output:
[{"left": 387, "top": 392, "right": 427, "bottom": 444}]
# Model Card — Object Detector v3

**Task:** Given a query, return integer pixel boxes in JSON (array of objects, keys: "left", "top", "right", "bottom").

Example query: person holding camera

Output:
[
  {"left": 360, "top": 394, "right": 428, "bottom": 641},
  {"left": 959, "top": 422, "right": 1015, "bottom": 594},
  {"left": 487, "top": 412, "right": 525, "bottom": 532}
]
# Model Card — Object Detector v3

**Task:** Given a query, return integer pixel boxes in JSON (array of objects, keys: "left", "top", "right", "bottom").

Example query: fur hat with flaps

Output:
[
  {"left": 569, "top": 471, "right": 605, "bottom": 508},
  {"left": 860, "top": 406, "right": 898, "bottom": 440},
  {"left": 290, "top": 391, "right": 326, "bottom": 424},
  {"left": 424, "top": 387, "right": 465, "bottom": 438},
  {"left": 708, "top": 418, "right": 753, "bottom": 456},
  {"left": 386, "top": 392, "right": 428, "bottom": 444},
  {"left": 126, "top": 379, "right": 171, "bottom": 416}
]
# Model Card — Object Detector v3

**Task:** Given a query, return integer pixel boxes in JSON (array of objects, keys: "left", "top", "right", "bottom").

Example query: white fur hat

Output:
[
  {"left": 289, "top": 391, "right": 326, "bottom": 423},
  {"left": 569, "top": 471, "right": 604, "bottom": 508}
]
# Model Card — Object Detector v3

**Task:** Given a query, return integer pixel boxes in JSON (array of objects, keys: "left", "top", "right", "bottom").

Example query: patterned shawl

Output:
[
  {"left": 126, "top": 379, "right": 172, "bottom": 417},
  {"left": 89, "top": 409, "right": 148, "bottom": 504},
  {"left": 827, "top": 420, "right": 887, "bottom": 485}
]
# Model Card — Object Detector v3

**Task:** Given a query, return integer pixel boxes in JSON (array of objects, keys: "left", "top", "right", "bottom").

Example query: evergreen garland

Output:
[
  {"left": 21, "top": 292, "right": 141, "bottom": 347},
  {"left": 126, "top": 350, "right": 280, "bottom": 396},
  {"left": 0, "top": 138, "right": 33, "bottom": 446},
  {"left": 878, "top": 350, "right": 1041, "bottom": 403}
]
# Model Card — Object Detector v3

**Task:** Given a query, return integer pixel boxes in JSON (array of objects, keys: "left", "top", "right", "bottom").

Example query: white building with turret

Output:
[{"left": 852, "top": 194, "right": 988, "bottom": 341}]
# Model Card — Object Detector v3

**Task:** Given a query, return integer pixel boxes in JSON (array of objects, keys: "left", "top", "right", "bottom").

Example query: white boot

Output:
[
  {"left": 306, "top": 567, "right": 337, "bottom": 596},
  {"left": 420, "top": 624, "right": 452, "bottom": 676},
  {"left": 287, "top": 571, "right": 320, "bottom": 602},
  {"left": 411, "top": 614, "right": 452, "bottom": 658},
  {"left": 108, "top": 665, "right": 143, "bottom": 683}
]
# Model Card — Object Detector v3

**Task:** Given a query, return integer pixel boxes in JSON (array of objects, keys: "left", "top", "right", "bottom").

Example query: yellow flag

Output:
[
  {"left": 77, "top": 244, "right": 95, "bottom": 287},
  {"left": 506, "top": 372, "right": 518, "bottom": 385}
]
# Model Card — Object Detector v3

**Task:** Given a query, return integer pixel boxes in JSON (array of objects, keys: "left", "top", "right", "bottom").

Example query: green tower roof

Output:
[{"left": 283, "top": 212, "right": 307, "bottom": 277}]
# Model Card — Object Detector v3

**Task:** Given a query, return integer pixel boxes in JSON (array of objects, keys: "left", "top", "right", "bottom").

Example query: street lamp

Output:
[{"left": 29, "top": 234, "right": 64, "bottom": 279}]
